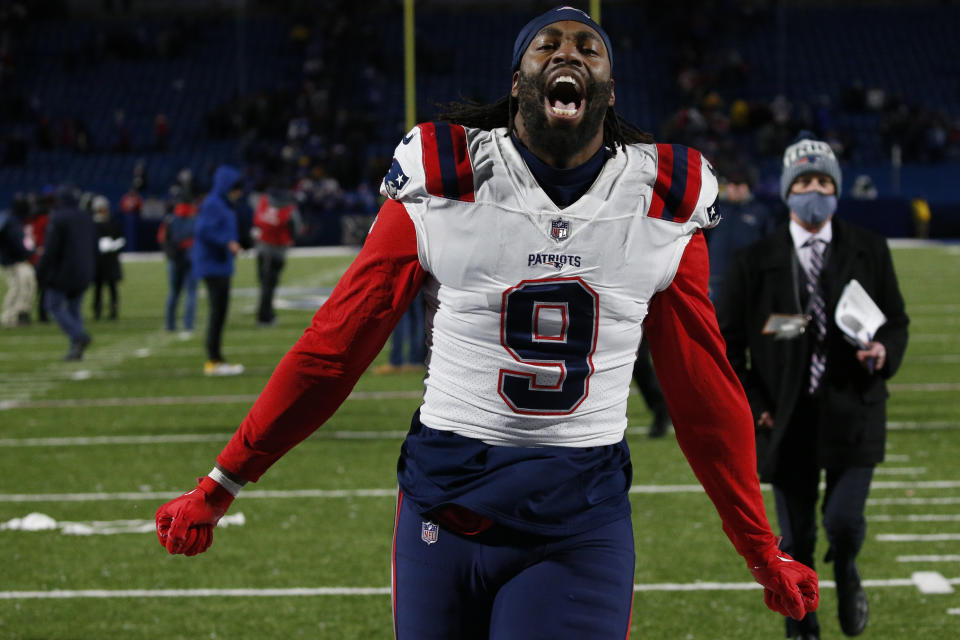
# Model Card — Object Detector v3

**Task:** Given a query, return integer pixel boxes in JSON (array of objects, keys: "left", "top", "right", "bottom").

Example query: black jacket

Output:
[
  {"left": 718, "top": 219, "right": 909, "bottom": 481},
  {"left": 36, "top": 207, "right": 98, "bottom": 296},
  {"left": 94, "top": 217, "right": 124, "bottom": 283},
  {"left": 0, "top": 211, "right": 31, "bottom": 266}
]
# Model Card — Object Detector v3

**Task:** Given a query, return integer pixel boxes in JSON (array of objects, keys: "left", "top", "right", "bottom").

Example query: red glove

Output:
[
  {"left": 750, "top": 550, "right": 820, "bottom": 620},
  {"left": 155, "top": 476, "right": 235, "bottom": 556}
]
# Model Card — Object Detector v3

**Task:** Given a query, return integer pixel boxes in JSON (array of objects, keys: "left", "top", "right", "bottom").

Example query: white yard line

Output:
[
  {"left": 888, "top": 422, "right": 959, "bottom": 430},
  {"left": 2, "top": 576, "right": 958, "bottom": 600},
  {"left": 912, "top": 571, "right": 955, "bottom": 594},
  {"left": 898, "top": 555, "right": 960, "bottom": 563},
  {"left": 0, "top": 390, "right": 422, "bottom": 411},
  {"left": 889, "top": 383, "right": 960, "bottom": 392},
  {"left": 877, "top": 534, "right": 960, "bottom": 542},
  {"left": 0, "top": 430, "right": 409, "bottom": 447},
  {"left": 4, "top": 382, "right": 957, "bottom": 411},
  {"left": 869, "top": 497, "right": 960, "bottom": 506},
  {"left": 874, "top": 467, "right": 927, "bottom": 475},
  {"left": 0, "top": 329, "right": 185, "bottom": 401},
  {"left": 871, "top": 514, "right": 960, "bottom": 522},
  {"left": 906, "top": 355, "right": 960, "bottom": 363},
  {"left": 8, "top": 480, "right": 960, "bottom": 504},
  {"left": 0, "top": 489, "right": 400, "bottom": 503}
]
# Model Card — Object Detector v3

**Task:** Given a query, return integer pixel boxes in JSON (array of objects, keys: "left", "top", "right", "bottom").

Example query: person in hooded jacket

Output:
[{"left": 193, "top": 165, "right": 245, "bottom": 376}]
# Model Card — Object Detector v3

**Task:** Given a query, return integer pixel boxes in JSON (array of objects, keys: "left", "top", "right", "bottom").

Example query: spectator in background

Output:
[
  {"left": 632, "top": 340, "right": 670, "bottom": 438},
  {"left": 159, "top": 190, "right": 198, "bottom": 338},
  {"left": 154, "top": 113, "right": 169, "bottom": 151},
  {"left": 193, "top": 165, "right": 245, "bottom": 376},
  {"left": 35, "top": 187, "right": 97, "bottom": 360},
  {"left": 705, "top": 165, "right": 778, "bottom": 304},
  {"left": 372, "top": 292, "right": 425, "bottom": 375},
  {"left": 251, "top": 188, "right": 303, "bottom": 327},
  {"left": 850, "top": 175, "right": 878, "bottom": 200},
  {"left": 0, "top": 197, "right": 36, "bottom": 327},
  {"left": 119, "top": 184, "right": 143, "bottom": 252},
  {"left": 112, "top": 109, "right": 132, "bottom": 152},
  {"left": 90, "top": 195, "right": 124, "bottom": 320},
  {"left": 120, "top": 185, "right": 142, "bottom": 217},
  {"left": 27, "top": 190, "right": 52, "bottom": 322}
]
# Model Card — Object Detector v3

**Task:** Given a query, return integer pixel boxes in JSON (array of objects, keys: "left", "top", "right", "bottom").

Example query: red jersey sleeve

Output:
[
  {"left": 217, "top": 199, "right": 427, "bottom": 481},
  {"left": 644, "top": 231, "right": 779, "bottom": 567}
]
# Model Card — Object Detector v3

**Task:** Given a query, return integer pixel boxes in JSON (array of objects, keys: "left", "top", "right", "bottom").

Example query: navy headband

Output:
[{"left": 511, "top": 6, "right": 613, "bottom": 72}]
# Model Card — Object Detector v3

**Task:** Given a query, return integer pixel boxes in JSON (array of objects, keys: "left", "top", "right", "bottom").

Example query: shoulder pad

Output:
[
  {"left": 379, "top": 122, "right": 475, "bottom": 203},
  {"left": 647, "top": 144, "right": 720, "bottom": 229}
]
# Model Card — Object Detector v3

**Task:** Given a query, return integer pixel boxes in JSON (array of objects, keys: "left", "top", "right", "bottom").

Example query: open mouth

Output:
[{"left": 545, "top": 74, "right": 585, "bottom": 119}]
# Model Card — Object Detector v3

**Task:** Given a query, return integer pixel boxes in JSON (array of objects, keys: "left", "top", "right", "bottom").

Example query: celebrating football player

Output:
[{"left": 156, "top": 7, "right": 819, "bottom": 638}]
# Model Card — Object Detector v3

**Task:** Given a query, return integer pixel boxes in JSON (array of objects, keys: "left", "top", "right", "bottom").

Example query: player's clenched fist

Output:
[
  {"left": 156, "top": 476, "right": 235, "bottom": 556},
  {"left": 750, "top": 549, "right": 820, "bottom": 620}
]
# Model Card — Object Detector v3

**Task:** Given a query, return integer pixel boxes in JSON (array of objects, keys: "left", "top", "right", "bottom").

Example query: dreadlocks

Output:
[{"left": 435, "top": 95, "right": 654, "bottom": 154}]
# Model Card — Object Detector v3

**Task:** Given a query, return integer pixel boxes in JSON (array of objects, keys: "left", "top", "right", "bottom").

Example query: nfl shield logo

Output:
[
  {"left": 421, "top": 521, "right": 439, "bottom": 545},
  {"left": 550, "top": 217, "right": 569, "bottom": 242}
]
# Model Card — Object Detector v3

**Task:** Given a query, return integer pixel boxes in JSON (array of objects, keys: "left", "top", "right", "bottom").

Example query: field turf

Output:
[{"left": 1, "top": 243, "right": 958, "bottom": 638}]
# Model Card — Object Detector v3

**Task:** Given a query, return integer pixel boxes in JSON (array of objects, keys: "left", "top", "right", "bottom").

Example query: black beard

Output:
[{"left": 515, "top": 70, "right": 612, "bottom": 165}]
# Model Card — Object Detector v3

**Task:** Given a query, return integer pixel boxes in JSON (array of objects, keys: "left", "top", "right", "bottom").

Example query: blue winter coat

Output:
[{"left": 192, "top": 165, "right": 242, "bottom": 279}]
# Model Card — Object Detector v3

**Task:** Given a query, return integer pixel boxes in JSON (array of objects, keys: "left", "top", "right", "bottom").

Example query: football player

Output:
[{"left": 156, "top": 7, "right": 819, "bottom": 638}]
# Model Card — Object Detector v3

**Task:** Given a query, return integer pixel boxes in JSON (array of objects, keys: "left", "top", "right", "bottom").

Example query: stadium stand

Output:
[{"left": 1, "top": 0, "right": 959, "bottom": 242}]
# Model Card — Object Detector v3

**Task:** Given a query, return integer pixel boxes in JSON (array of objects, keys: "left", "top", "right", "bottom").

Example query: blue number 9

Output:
[{"left": 498, "top": 278, "right": 599, "bottom": 415}]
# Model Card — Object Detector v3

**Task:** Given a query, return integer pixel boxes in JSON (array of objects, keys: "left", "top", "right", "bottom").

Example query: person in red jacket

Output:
[
  {"left": 251, "top": 190, "right": 303, "bottom": 326},
  {"left": 156, "top": 8, "right": 818, "bottom": 638}
]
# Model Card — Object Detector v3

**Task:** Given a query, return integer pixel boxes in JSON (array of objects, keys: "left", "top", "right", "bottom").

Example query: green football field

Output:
[{"left": 1, "top": 243, "right": 958, "bottom": 639}]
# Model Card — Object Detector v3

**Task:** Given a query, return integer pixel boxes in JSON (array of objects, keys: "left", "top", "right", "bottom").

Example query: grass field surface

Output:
[{"left": 1, "top": 243, "right": 959, "bottom": 639}]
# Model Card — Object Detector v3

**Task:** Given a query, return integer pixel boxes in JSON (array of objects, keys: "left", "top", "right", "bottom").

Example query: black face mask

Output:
[{"left": 515, "top": 69, "right": 612, "bottom": 165}]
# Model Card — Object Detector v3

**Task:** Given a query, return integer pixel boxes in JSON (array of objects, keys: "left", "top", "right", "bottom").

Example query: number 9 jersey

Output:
[{"left": 384, "top": 122, "right": 720, "bottom": 448}]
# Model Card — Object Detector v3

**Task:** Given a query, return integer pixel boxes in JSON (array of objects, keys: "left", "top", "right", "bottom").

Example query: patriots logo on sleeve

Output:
[
  {"left": 707, "top": 196, "right": 720, "bottom": 224},
  {"left": 383, "top": 158, "right": 410, "bottom": 199}
]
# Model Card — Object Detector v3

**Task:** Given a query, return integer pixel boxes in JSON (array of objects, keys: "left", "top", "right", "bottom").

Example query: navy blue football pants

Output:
[{"left": 392, "top": 492, "right": 635, "bottom": 639}]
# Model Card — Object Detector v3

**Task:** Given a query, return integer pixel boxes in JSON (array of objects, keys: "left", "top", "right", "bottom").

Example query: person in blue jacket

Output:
[{"left": 193, "top": 165, "right": 245, "bottom": 376}]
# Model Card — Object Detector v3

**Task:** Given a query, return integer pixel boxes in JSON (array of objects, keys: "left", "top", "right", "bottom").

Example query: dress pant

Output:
[
  {"left": 203, "top": 275, "right": 231, "bottom": 362},
  {"left": 772, "top": 395, "right": 875, "bottom": 634}
]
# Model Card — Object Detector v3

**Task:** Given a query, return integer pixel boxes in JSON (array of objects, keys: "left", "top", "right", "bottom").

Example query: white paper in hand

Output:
[{"left": 835, "top": 279, "right": 886, "bottom": 348}]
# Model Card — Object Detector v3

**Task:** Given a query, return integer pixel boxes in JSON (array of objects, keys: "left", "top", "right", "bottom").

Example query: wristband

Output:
[{"left": 209, "top": 466, "right": 245, "bottom": 497}]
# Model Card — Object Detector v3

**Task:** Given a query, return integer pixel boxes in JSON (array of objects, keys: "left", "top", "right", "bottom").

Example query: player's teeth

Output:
[{"left": 551, "top": 101, "right": 578, "bottom": 116}]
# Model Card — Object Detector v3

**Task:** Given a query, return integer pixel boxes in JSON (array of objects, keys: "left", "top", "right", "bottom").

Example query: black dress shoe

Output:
[{"left": 837, "top": 567, "right": 869, "bottom": 636}]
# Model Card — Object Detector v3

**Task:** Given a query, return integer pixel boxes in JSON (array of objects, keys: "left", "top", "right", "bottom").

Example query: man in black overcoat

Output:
[{"left": 718, "top": 135, "right": 909, "bottom": 640}]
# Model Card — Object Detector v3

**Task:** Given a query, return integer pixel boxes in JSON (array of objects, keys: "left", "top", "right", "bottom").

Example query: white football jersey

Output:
[{"left": 380, "top": 123, "right": 719, "bottom": 447}]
